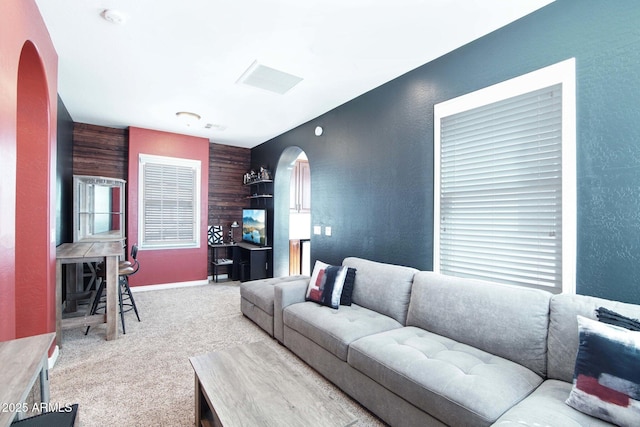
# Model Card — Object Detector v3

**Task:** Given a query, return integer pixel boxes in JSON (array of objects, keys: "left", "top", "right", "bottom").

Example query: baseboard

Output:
[
  {"left": 48, "top": 345, "right": 59, "bottom": 369},
  {"left": 130, "top": 279, "right": 209, "bottom": 293}
]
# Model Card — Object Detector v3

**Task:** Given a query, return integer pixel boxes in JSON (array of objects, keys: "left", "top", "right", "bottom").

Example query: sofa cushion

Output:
[
  {"left": 407, "top": 272, "right": 552, "bottom": 377},
  {"left": 283, "top": 302, "right": 402, "bottom": 361},
  {"left": 342, "top": 257, "right": 418, "bottom": 325},
  {"left": 492, "top": 380, "right": 612, "bottom": 427},
  {"left": 348, "top": 326, "right": 543, "bottom": 427},
  {"left": 565, "top": 316, "right": 640, "bottom": 427},
  {"left": 548, "top": 294, "right": 640, "bottom": 383}
]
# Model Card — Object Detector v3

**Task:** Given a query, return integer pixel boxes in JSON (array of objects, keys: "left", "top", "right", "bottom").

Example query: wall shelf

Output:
[
  {"left": 243, "top": 179, "right": 273, "bottom": 186},
  {"left": 244, "top": 175, "right": 273, "bottom": 201}
]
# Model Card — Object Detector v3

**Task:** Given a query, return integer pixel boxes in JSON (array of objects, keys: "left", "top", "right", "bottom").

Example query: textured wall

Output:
[
  {"left": 208, "top": 143, "right": 251, "bottom": 228},
  {"left": 1, "top": 0, "right": 59, "bottom": 341},
  {"left": 207, "top": 143, "right": 251, "bottom": 275},
  {"left": 251, "top": 0, "right": 640, "bottom": 304}
]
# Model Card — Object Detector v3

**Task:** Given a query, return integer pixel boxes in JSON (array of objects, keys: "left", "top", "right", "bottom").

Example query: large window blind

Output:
[
  {"left": 434, "top": 59, "right": 576, "bottom": 293},
  {"left": 139, "top": 154, "right": 201, "bottom": 249}
]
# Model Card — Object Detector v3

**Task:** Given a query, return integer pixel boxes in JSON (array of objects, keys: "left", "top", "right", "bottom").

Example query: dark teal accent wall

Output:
[
  {"left": 251, "top": 0, "right": 640, "bottom": 303},
  {"left": 56, "top": 95, "right": 74, "bottom": 245}
]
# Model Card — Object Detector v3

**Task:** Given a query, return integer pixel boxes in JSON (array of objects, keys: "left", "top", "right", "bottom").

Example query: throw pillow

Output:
[
  {"left": 565, "top": 315, "right": 640, "bottom": 427},
  {"left": 306, "top": 261, "right": 349, "bottom": 309},
  {"left": 340, "top": 267, "right": 357, "bottom": 306},
  {"left": 596, "top": 307, "right": 640, "bottom": 331}
]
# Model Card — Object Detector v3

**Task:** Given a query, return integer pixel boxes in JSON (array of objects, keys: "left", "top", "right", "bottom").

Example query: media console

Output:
[{"left": 209, "top": 242, "right": 272, "bottom": 282}]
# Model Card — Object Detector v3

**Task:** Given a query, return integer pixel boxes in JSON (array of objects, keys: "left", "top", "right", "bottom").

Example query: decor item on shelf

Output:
[
  {"left": 259, "top": 167, "right": 271, "bottom": 180},
  {"left": 229, "top": 221, "right": 240, "bottom": 243},
  {"left": 243, "top": 167, "right": 272, "bottom": 184},
  {"left": 208, "top": 225, "right": 223, "bottom": 245}
]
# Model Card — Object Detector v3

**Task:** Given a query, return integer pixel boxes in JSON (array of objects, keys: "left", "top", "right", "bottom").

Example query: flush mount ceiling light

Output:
[
  {"left": 100, "top": 9, "right": 128, "bottom": 25},
  {"left": 314, "top": 126, "right": 323, "bottom": 136},
  {"left": 176, "top": 111, "right": 201, "bottom": 127},
  {"left": 237, "top": 60, "right": 303, "bottom": 95}
]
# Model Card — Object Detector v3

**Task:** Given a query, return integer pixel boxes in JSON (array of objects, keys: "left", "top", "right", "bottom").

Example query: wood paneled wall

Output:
[
  {"left": 73, "top": 123, "right": 128, "bottom": 180},
  {"left": 208, "top": 142, "right": 251, "bottom": 231}
]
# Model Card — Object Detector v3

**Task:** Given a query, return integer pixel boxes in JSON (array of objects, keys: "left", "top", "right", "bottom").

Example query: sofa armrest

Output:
[{"left": 274, "top": 279, "right": 309, "bottom": 343}]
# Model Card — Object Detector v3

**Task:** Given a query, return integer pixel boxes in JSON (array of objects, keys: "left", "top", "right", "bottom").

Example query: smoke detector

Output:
[{"left": 101, "top": 9, "right": 128, "bottom": 25}]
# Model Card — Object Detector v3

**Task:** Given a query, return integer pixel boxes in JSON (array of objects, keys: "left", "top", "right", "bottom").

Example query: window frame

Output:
[
  {"left": 433, "top": 58, "right": 576, "bottom": 294},
  {"left": 138, "top": 153, "right": 201, "bottom": 250}
]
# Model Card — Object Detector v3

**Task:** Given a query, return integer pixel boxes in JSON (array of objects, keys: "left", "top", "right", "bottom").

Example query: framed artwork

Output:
[{"left": 208, "top": 225, "right": 223, "bottom": 244}]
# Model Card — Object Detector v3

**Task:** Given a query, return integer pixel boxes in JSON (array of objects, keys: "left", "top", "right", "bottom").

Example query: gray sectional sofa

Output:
[{"left": 240, "top": 257, "right": 640, "bottom": 426}]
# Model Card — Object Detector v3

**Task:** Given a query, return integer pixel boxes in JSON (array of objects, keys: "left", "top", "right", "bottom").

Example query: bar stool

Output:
[{"left": 86, "top": 245, "right": 141, "bottom": 335}]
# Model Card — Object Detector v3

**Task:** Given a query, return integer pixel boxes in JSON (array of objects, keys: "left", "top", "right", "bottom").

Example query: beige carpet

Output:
[{"left": 51, "top": 281, "right": 386, "bottom": 426}]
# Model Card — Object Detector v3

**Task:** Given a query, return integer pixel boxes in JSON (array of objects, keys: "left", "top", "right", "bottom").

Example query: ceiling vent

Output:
[{"left": 237, "top": 61, "right": 303, "bottom": 95}]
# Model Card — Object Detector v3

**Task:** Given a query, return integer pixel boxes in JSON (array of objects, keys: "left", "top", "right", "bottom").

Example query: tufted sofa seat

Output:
[
  {"left": 348, "top": 327, "right": 542, "bottom": 426},
  {"left": 284, "top": 302, "right": 402, "bottom": 361},
  {"left": 359, "top": 272, "right": 550, "bottom": 426}
]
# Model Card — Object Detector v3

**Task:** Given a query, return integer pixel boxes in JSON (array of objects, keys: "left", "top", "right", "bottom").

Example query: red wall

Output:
[
  {"left": 127, "top": 127, "right": 210, "bottom": 287},
  {"left": 0, "top": 0, "right": 59, "bottom": 342}
]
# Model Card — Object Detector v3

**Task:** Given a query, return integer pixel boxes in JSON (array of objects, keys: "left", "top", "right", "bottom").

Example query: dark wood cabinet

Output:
[
  {"left": 210, "top": 242, "right": 272, "bottom": 282},
  {"left": 233, "top": 242, "right": 272, "bottom": 282},
  {"left": 290, "top": 160, "right": 310, "bottom": 213}
]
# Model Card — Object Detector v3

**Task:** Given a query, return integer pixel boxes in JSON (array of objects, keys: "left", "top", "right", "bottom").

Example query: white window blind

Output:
[
  {"left": 434, "top": 59, "right": 576, "bottom": 293},
  {"left": 139, "top": 154, "right": 201, "bottom": 249},
  {"left": 438, "top": 84, "right": 563, "bottom": 289}
]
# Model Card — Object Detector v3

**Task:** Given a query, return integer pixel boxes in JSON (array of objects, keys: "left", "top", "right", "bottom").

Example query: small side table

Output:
[{"left": 209, "top": 243, "right": 235, "bottom": 282}]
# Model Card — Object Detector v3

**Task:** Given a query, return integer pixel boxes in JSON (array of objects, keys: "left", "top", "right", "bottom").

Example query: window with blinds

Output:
[
  {"left": 434, "top": 59, "right": 576, "bottom": 293},
  {"left": 138, "top": 154, "right": 201, "bottom": 249}
]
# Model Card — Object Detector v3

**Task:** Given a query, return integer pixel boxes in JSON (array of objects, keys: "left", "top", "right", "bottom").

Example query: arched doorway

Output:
[
  {"left": 15, "top": 41, "right": 53, "bottom": 338},
  {"left": 273, "top": 147, "right": 310, "bottom": 277}
]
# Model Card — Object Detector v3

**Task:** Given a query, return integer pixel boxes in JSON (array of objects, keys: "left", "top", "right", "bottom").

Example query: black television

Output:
[{"left": 242, "top": 208, "right": 267, "bottom": 246}]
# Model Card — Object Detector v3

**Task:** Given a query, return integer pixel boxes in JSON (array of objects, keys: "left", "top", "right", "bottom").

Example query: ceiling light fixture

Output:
[
  {"left": 176, "top": 111, "right": 201, "bottom": 127},
  {"left": 100, "top": 9, "right": 128, "bottom": 25},
  {"left": 314, "top": 126, "right": 323, "bottom": 136}
]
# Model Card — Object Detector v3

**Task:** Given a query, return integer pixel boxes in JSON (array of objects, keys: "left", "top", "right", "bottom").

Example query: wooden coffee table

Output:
[{"left": 189, "top": 341, "right": 357, "bottom": 427}]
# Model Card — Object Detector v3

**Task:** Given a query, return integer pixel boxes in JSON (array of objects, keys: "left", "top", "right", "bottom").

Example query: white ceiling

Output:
[{"left": 35, "top": 0, "right": 554, "bottom": 148}]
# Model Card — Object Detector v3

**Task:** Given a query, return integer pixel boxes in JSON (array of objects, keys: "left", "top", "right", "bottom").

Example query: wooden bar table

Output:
[{"left": 56, "top": 241, "right": 122, "bottom": 345}]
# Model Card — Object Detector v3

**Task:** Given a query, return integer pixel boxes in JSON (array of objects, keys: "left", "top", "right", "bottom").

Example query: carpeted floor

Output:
[{"left": 50, "top": 281, "right": 386, "bottom": 426}]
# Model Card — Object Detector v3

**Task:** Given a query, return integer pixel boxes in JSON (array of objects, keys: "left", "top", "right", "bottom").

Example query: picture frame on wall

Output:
[{"left": 208, "top": 225, "right": 223, "bottom": 245}]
